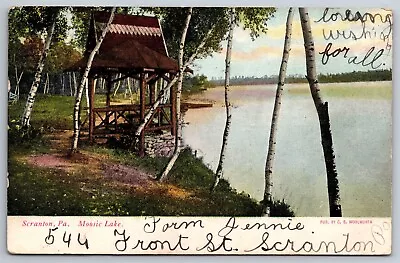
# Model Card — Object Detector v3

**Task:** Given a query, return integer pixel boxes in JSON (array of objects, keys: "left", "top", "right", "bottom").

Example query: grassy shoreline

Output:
[{"left": 8, "top": 95, "right": 294, "bottom": 217}]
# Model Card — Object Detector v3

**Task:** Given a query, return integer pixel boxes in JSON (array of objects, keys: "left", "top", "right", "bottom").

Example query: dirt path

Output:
[{"left": 25, "top": 129, "right": 195, "bottom": 200}]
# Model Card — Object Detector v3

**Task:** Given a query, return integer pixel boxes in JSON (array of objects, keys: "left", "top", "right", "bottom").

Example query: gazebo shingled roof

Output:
[
  {"left": 88, "top": 11, "right": 168, "bottom": 56},
  {"left": 71, "top": 11, "right": 179, "bottom": 73},
  {"left": 73, "top": 39, "right": 180, "bottom": 72}
]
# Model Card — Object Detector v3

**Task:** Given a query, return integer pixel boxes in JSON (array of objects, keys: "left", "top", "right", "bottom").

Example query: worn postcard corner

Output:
[{"left": 7, "top": 6, "right": 392, "bottom": 255}]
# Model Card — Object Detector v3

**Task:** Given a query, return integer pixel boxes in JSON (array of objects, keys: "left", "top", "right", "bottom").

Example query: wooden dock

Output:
[{"left": 181, "top": 102, "right": 213, "bottom": 111}]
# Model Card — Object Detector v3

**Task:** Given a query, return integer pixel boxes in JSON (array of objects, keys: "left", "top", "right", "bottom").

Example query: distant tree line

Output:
[
  {"left": 209, "top": 69, "right": 392, "bottom": 86},
  {"left": 182, "top": 74, "right": 216, "bottom": 94},
  {"left": 318, "top": 69, "right": 392, "bottom": 83}
]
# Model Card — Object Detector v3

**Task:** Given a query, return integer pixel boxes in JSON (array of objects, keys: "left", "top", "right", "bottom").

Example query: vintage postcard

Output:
[{"left": 7, "top": 6, "right": 392, "bottom": 254}]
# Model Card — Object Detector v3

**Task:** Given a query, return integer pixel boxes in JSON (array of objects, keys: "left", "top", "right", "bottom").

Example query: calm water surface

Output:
[{"left": 183, "top": 82, "right": 392, "bottom": 217}]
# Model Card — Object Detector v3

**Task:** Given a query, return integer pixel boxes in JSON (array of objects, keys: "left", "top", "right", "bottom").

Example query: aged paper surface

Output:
[
  {"left": 7, "top": 216, "right": 392, "bottom": 254},
  {"left": 7, "top": 6, "right": 392, "bottom": 255}
]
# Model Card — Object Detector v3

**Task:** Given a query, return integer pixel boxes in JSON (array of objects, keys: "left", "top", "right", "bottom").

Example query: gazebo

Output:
[{"left": 72, "top": 11, "right": 182, "bottom": 156}]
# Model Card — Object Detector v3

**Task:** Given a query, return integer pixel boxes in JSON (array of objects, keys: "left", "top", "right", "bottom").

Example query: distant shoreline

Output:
[
  {"left": 210, "top": 79, "right": 392, "bottom": 87},
  {"left": 184, "top": 80, "right": 392, "bottom": 106},
  {"left": 209, "top": 69, "right": 392, "bottom": 87}
]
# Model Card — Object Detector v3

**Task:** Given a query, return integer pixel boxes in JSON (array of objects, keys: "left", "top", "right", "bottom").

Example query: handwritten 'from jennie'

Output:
[
  {"left": 315, "top": 8, "right": 392, "bottom": 69},
  {"left": 7, "top": 216, "right": 391, "bottom": 255}
]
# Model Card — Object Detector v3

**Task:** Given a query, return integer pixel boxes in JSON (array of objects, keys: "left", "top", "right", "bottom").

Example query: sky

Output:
[{"left": 194, "top": 8, "right": 393, "bottom": 79}]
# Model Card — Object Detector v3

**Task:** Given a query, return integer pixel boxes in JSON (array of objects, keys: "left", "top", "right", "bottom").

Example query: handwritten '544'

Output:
[
  {"left": 319, "top": 43, "right": 385, "bottom": 69},
  {"left": 45, "top": 227, "right": 89, "bottom": 249}
]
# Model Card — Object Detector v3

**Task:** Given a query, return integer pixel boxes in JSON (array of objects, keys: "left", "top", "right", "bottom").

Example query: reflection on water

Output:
[{"left": 183, "top": 82, "right": 392, "bottom": 217}]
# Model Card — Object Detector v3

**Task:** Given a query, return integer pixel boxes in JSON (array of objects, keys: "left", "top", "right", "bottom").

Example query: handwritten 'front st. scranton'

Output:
[
  {"left": 8, "top": 217, "right": 391, "bottom": 254},
  {"left": 7, "top": 7, "right": 392, "bottom": 255}
]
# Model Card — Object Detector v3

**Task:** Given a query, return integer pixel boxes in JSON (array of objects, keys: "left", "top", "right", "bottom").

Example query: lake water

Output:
[{"left": 182, "top": 81, "right": 392, "bottom": 217}]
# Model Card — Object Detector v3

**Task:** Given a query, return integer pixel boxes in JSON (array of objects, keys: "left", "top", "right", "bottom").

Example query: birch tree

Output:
[
  {"left": 133, "top": 8, "right": 234, "bottom": 141},
  {"left": 299, "top": 8, "right": 342, "bottom": 217},
  {"left": 134, "top": 8, "right": 273, "bottom": 184},
  {"left": 211, "top": 8, "right": 235, "bottom": 191},
  {"left": 72, "top": 72, "right": 77, "bottom": 96},
  {"left": 113, "top": 73, "right": 123, "bottom": 97},
  {"left": 70, "top": 8, "right": 116, "bottom": 153},
  {"left": 158, "top": 7, "right": 193, "bottom": 181},
  {"left": 211, "top": 7, "right": 276, "bottom": 190},
  {"left": 21, "top": 9, "right": 59, "bottom": 127},
  {"left": 262, "top": 8, "right": 294, "bottom": 216},
  {"left": 14, "top": 64, "right": 23, "bottom": 98},
  {"left": 85, "top": 79, "right": 90, "bottom": 115},
  {"left": 134, "top": 25, "right": 217, "bottom": 139}
]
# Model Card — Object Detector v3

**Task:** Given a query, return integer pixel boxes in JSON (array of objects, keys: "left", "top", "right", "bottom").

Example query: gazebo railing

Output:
[{"left": 91, "top": 104, "right": 173, "bottom": 136}]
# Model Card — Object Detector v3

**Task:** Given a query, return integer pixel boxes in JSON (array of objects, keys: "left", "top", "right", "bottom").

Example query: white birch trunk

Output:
[
  {"left": 101, "top": 78, "right": 105, "bottom": 90},
  {"left": 125, "top": 78, "right": 132, "bottom": 101},
  {"left": 85, "top": 79, "right": 90, "bottom": 115},
  {"left": 161, "top": 75, "right": 169, "bottom": 104},
  {"left": 262, "top": 7, "right": 294, "bottom": 216},
  {"left": 45, "top": 74, "right": 48, "bottom": 94},
  {"left": 134, "top": 77, "right": 178, "bottom": 138},
  {"left": 159, "top": 7, "right": 193, "bottom": 181},
  {"left": 128, "top": 78, "right": 134, "bottom": 103},
  {"left": 211, "top": 8, "right": 235, "bottom": 191},
  {"left": 112, "top": 73, "right": 122, "bottom": 97},
  {"left": 124, "top": 78, "right": 128, "bottom": 99},
  {"left": 72, "top": 72, "right": 77, "bottom": 97},
  {"left": 43, "top": 74, "right": 47, "bottom": 94},
  {"left": 46, "top": 73, "right": 50, "bottom": 94},
  {"left": 69, "top": 72, "right": 73, "bottom": 96},
  {"left": 14, "top": 67, "right": 23, "bottom": 97},
  {"left": 43, "top": 73, "right": 48, "bottom": 94},
  {"left": 21, "top": 10, "right": 59, "bottom": 127},
  {"left": 160, "top": 79, "right": 168, "bottom": 103},
  {"left": 299, "top": 8, "right": 342, "bottom": 217},
  {"left": 61, "top": 73, "right": 65, "bottom": 95},
  {"left": 13, "top": 56, "right": 18, "bottom": 95},
  {"left": 70, "top": 8, "right": 116, "bottom": 152}
]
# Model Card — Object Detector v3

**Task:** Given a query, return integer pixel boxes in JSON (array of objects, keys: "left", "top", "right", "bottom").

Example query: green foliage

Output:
[
  {"left": 8, "top": 119, "right": 47, "bottom": 149},
  {"left": 210, "top": 69, "right": 392, "bottom": 86},
  {"left": 8, "top": 7, "right": 69, "bottom": 45},
  {"left": 288, "top": 81, "right": 391, "bottom": 100},
  {"left": 182, "top": 74, "right": 215, "bottom": 94},
  {"left": 8, "top": 95, "right": 76, "bottom": 130},
  {"left": 45, "top": 41, "right": 82, "bottom": 73},
  {"left": 70, "top": 7, "right": 100, "bottom": 50},
  {"left": 146, "top": 7, "right": 276, "bottom": 61},
  {"left": 8, "top": 7, "right": 78, "bottom": 95},
  {"left": 70, "top": 7, "right": 135, "bottom": 50},
  {"left": 13, "top": 36, "right": 44, "bottom": 74},
  {"left": 166, "top": 148, "right": 216, "bottom": 189},
  {"left": 270, "top": 199, "right": 295, "bottom": 217},
  {"left": 8, "top": 34, "right": 44, "bottom": 90},
  {"left": 84, "top": 145, "right": 295, "bottom": 216},
  {"left": 8, "top": 137, "right": 295, "bottom": 216},
  {"left": 6, "top": 157, "right": 249, "bottom": 216},
  {"left": 318, "top": 69, "right": 392, "bottom": 83},
  {"left": 8, "top": 162, "right": 84, "bottom": 216},
  {"left": 146, "top": 7, "right": 230, "bottom": 62},
  {"left": 236, "top": 7, "right": 276, "bottom": 40}
]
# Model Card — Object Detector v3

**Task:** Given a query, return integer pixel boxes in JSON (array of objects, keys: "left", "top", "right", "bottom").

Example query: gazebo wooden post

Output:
[
  {"left": 149, "top": 77, "right": 157, "bottom": 126},
  {"left": 149, "top": 81, "right": 156, "bottom": 104},
  {"left": 157, "top": 78, "right": 162, "bottom": 126},
  {"left": 106, "top": 73, "right": 112, "bottom": 107},
  {"left": 105, "top": 74, "right": 112, "bottom": 127},
  {"left": 139, "top": 73, "right": 146, "bottom": 156},
  {"left": 170, "top": 73, "right": 177, "bottom": 136},
  {"left": 88, "top": 75, "right": 95, "bottom": 143}
]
